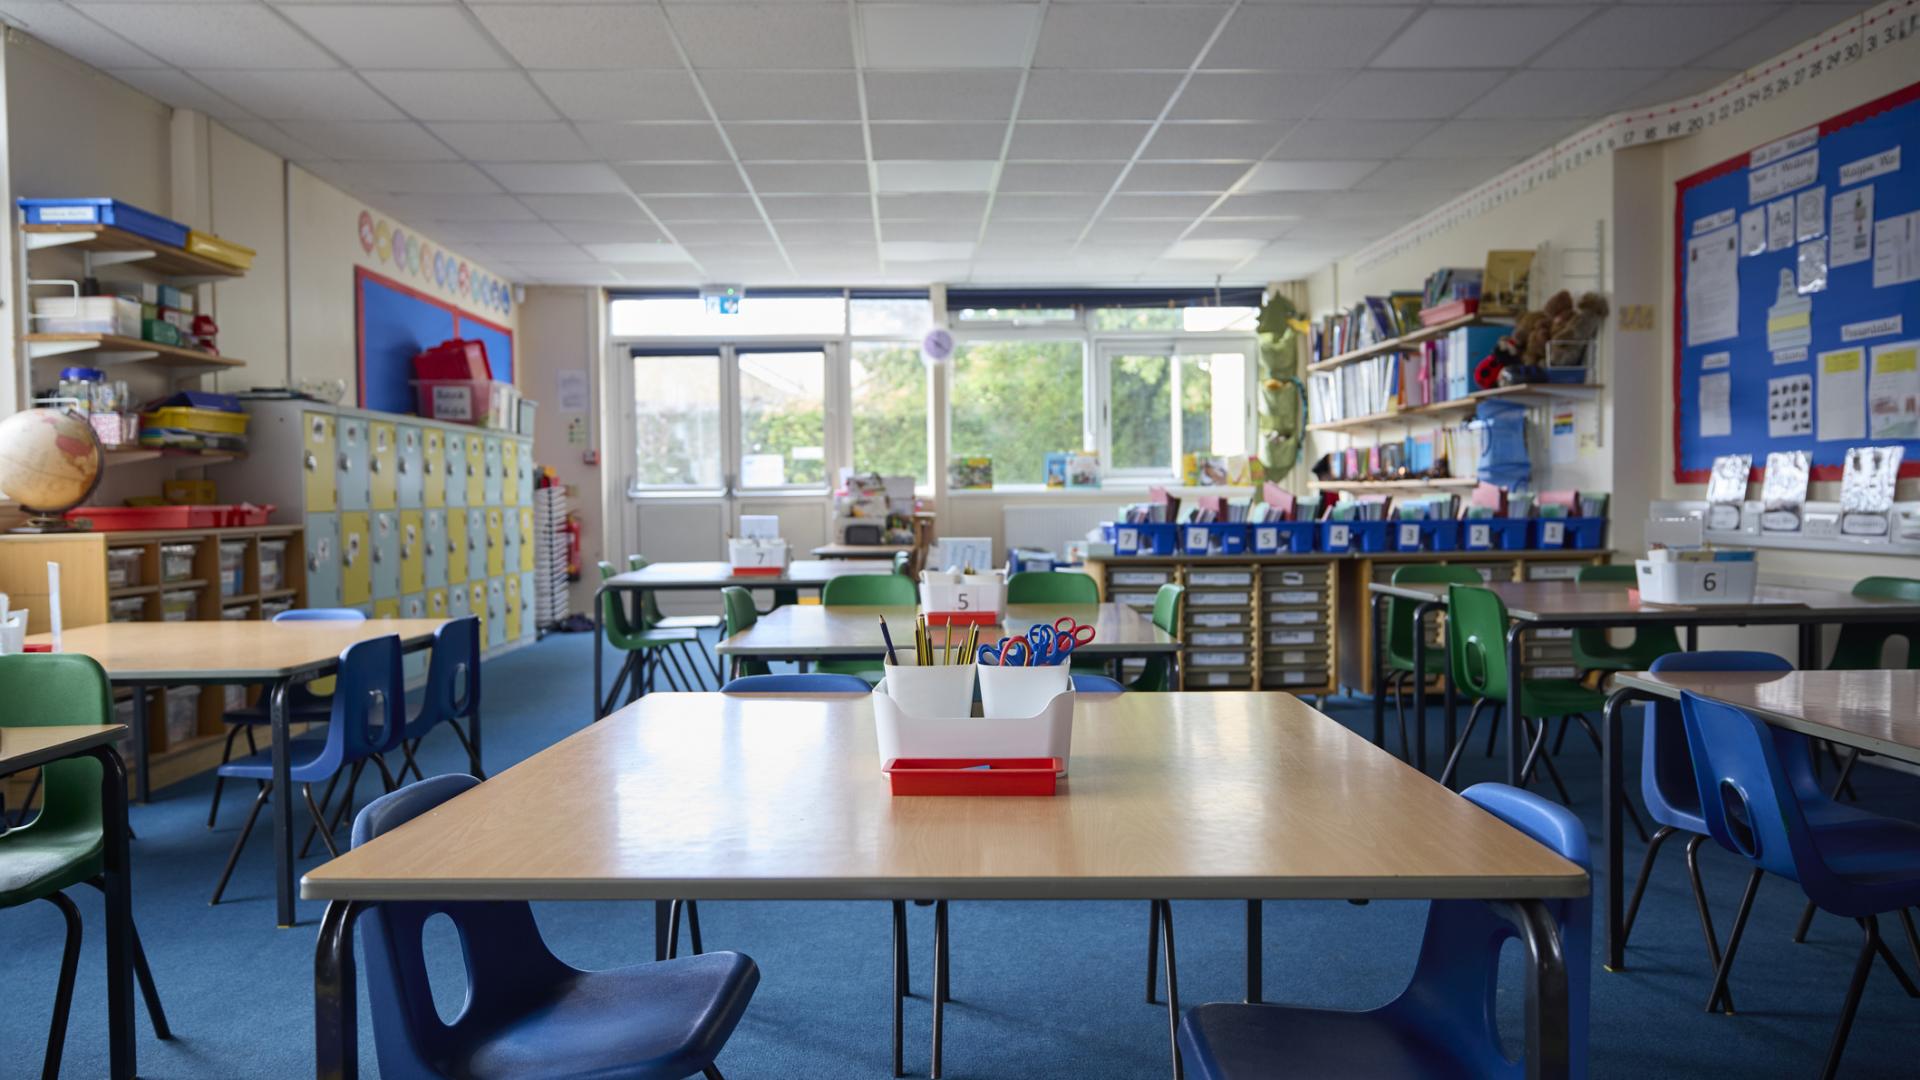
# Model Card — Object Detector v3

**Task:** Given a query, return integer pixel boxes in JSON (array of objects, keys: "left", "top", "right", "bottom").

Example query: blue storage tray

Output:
[
  {"left": 1461, "top": 518, "right": 1530, "bottom": 551},
  {"left": 1392, "top": 520, "right": 1459, "bottom": 552},
  {"left": 1250, "top": 521, "right": 1315, "bottom": 554},
  {"left": 1113, "top": 522, "right": 1177, "bottom": 556},
  {"left": 1322, "top": 520, "right": 1389, "bottom": 553},
  {"left": 1566, "top": 517, "right": 1606, "bottom": 549},
  {"left": 1181, "top": 523, "right": 1247, "bottom": 556},
  {"left": 19, "top": 198, "right": 190, "bottom": 248},
  {"left": 1531, "top": 519, "right": 1573, "bottom": 549}
]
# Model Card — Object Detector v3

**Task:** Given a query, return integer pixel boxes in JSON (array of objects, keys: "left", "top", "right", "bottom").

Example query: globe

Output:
[{"left": 0, "top": 407, "right": 103, "bottom": 528}]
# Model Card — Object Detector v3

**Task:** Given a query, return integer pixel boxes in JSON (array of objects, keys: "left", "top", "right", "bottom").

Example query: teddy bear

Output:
[{"left": 1546, "top": 291, "right": 1609, "bottom": 369}]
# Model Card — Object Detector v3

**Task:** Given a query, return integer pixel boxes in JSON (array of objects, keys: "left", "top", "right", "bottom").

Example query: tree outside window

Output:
[
  {"left": 950, "top": 340, "right": 1084, "bottom": 486},
  {"left": 851, "top": 343, "right": 929, "bottom": 484}
]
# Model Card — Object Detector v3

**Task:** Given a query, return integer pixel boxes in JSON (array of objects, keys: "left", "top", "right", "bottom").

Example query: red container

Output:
[
  {"left": 884, "top": 758, "right": 1062, "bottom": 796},
  {"left": 728, "top": 566, "right": 782, "bottom": 577},
  {"left": 217, "top": 503, "right": 274, "bottom": 526},
  {"left": 64, "top": 503, "right": 274, "bottom": 531},
  {"left": 924, "top": 611, "right": 997, "bottom": 626},
  {"left": 413, "top": 338, "right": 492, "bottom": 381},
  {"left": 1419, "top": 298, "right": 1479, "bottom": 326}
]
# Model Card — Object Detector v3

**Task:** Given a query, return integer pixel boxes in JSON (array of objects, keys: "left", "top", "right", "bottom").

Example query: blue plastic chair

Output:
[
  {"left": 209, "top": 634, "right": 405, "bottom": 905},
  {"left": 395, "top": 617, "right": 483, "bottom": 784},
  {"left": 1620, "top": 651, "right": 1791, "bottom": 984},
  {"left": 1678, "top": 691, "right": 1920, "bottom": 1076},
  {"left": 353, "top": 775, "right": 760, "bottom": 1080},
  {"left": 210, "top": 607, "right": 369, "bottom": 828},
  {"left": 721, "top": 673, "right": 872, "bottom": 693},
  {"left": 1071, "top": 674, "right": 1126, "bottom": 693},
  {"left": 1178, "top": 782, "right": 1591, "bottom": 1080}
]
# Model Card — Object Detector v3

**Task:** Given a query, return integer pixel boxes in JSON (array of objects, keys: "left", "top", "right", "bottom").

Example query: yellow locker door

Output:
[
  {"left": 447, "top": 508, "right": 469, "bottom": 583},
  {"left": 400, "top": 510, "right": 424, "bottom": 594},
  {"left": 341, "top": 511, "right": 372, "bottom": 605},
  {"left": 465, "top": 432, "right": 485, "bottom": 505},
  {"left": 369, "top": 421, "right": 398, "bottom": 509},
  {"left": 505, "top": 575, "right": 521, "bottom": 639},
  {"left": 518, "top": 507, "right": 535, "bottom": 572},
  {"left": 470, "top": 582, "right": 488, "bottom": 645},
  {"left": 485, "top": 508, "right": 504, "bottom": 577},
  {"left": 501, "top": 441, "right": 519, "bottom": 505},
  {"left": 303, "top": 412, "right": 336, "bottom": 512},
  {"left": 427, "top": 587, "right": 448, "bottom": 618},
  {"left": 373, "top": 598, "right": 400, "bottom": 619},
  {"left": 422, "top": 429, "right": 445, "bottom": 508}
]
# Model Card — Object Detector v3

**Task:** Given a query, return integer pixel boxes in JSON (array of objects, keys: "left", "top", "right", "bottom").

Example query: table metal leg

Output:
[
  {"left": 1244, "top": 899, "right": 1261, "bottom": 1003},
  {"left": 931, "top": 899, "right": 947, "bottom": 1080},
  {"left": 1370, "top": 593, "right": 1388, "bottom": 747},
  {"left": 1156, "top": 899, "right": 1183, "bottom": 1080},
  {"left": 270, "top": 677, "right": 296, "bottom": 928},
  {"left": 1493, "top": 898, "right": 1570, "bottom": 1080},
  {"left": 1412, "top": 601, "right": 1440, "bottom": 774},
  {"left": 89, "top": 744, "right": 136, "bottom": 1080},
  {"left": 1505, "top": 625, "right": 1527, "bottom": 786},
  {"left": 315, "top": 898, "right": 365, "bottom": 1080},
  {"left": 130, "top": 683, "right": 151, "bottom": 803},
  {"left": 1602, "top": 687, "right": 1646, "bottom": 972},
  {"left": 592, "top": 585, "right": 606, "bottom": 720},
  {"left": 1798, "top": 622, "right": 1816, "bottom": 669},
  {"left": 1686, "top": 625, "right": 1698, "bottom": 652}
]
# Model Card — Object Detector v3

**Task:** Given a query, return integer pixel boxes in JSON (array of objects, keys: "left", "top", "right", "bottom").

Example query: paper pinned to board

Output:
[
  {"left": 1685, "top": 225, "right": 1739, "bottom": 346},
  {"left": 1817, "top": 347, "right": 1866, "bottom": 442},
  {"left": 1699, "top": 371, "right": 1732, "bottom": 438},
  {"left": 1768, "top": 373, "right": 1813, "bottom": 438},
  {"left": 1831, "top": 184, "right": 1874, "bottom": 267},
  {"left": 1868, "top": 340, "right": 1920, "bottom": 439}
]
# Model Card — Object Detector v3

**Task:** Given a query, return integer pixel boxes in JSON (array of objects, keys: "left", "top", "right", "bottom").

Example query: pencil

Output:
[
  {"left": 878, "top": 616, "right": 898, "bottom": 665},
  {"left": 942, "top": 621, "right": 952, "bottom": 665}
]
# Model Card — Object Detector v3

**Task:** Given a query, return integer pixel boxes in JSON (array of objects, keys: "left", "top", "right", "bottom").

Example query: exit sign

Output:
[{"left": 702, "top": 284, "right": 743, "bottom": 314}]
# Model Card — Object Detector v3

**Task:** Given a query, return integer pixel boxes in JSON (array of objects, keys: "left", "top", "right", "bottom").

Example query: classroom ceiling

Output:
[{"left": 4, "top": 1, "right": 1872, "bottom": 288}]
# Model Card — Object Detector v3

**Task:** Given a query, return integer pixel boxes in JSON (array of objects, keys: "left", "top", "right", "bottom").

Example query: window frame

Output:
[{"left": 1093, "top": 336, "right": 1261, "bottom": 484}]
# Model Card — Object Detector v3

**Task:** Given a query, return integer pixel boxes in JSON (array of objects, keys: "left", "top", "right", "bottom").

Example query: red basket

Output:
[
  {"left": 728, "top": 566, "right": 783, "bottom": 577},
  {"left": 924, "top": 611, "right": 997, "bottom": 626},
  {"left": 413, "top": 337, "right": 492, "bottom": 381},
  {"left": 884, "top": 758, "right": 1061, "bottom": 796},
  {"left": 64, "top": 503, "right": 275, "bottom": 531}
]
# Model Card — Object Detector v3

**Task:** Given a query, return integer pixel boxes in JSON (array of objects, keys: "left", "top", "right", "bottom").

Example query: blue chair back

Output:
[
  {"left": 1389, "top": 783, "right": 1591, "bottom": 1080},
  {"left": 335, "top": 635, "right": 406, "bottom": 761},
  {"left": 1070, "top": 674, "right": 1126, "bottom": 693},
  {"left": 722, "top": 673, "right": 872, "bottom": 694},
  {"left": 408, "top": 616, "right": 481, "bottom": 740},
  {"left": 273, "top": 608, "right": 367, "bottom": 623},
  {"left": 1642, "top": 651, "right": 1791, "bottom": 830},
  {"left": 352, "top": 775, "right": 574, "bottom": 1077}
]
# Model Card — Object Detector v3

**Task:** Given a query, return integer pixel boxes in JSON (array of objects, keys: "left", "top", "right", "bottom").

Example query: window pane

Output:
[
  {"left": 851, "top": 343, "right": 929, "bottom": 484},
  {"left": 850, "top": 297, "right": 932, "bottom": 337},
  {"left": 1090, "top": 306, "right": 1259, "bottom": 332},
  {"left": 1190, "top": 351, "right": 1248, "bottom": 455},
  {"left": 739, "top": 350, "right": 827, "bottom": 487},
  {"left": 954, "top": 306, "right": 1077, "bottom": 326},
  {"left": 950, "top": 340, "right": 1084, "bottom": 486},
  {"left": 1110, "top": 353, "right": 1172, "bottom": 472},
  {"left": 610, "top": 296, "right": 846, "bottom": 337},
  {"left": 633, "top": 353, "right": 722, "bottom": 488}
]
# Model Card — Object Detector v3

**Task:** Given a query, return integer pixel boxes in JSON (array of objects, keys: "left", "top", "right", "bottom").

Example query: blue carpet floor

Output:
[{"left": 3, "top": 631, "right": 1918, "bottom": 1078}]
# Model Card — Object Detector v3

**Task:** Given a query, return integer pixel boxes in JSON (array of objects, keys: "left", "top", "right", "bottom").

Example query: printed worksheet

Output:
[
  {"left": 1768, "top": 373, "right": 1814, "bottom": 437},
  {"left": 1873, "top": 210, "right": 1920, "bottom": 287},
  {"left": 1797, "top": 185, "right": 1826, "bottom": 240},
  {"left": 1741, "top": 208, "right": 1766, "bottom": 256},
  {"left": 1831, "top": 184, "right": 1874, "bottom": 267},
  {"left": 1699, "top": 371, "right": 1732, "bottom": 437},
  {"left": 1686, "top": 225, "right": 1740, "bottom": 345},
  {"left": 1868, "top": 340, "right": 1920, "bottom": 438},
  {"left": 1817, "top": 347, "right": 1867, "bottom": 441},
  {"left": 1768, "top": 197, "right": 1796, "bottom": 252}
]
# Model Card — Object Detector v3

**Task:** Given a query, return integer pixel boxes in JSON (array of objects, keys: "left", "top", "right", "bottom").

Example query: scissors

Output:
[
  {"left": 1026, "top": 617, "right": 1097, "bottom": 665},
  {"left": 978, "top": 636, "right": 1033, "bottom": 667}
]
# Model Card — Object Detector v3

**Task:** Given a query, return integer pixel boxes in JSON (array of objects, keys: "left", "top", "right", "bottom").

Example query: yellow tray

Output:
[
  {"left": 185, "top": 230, "right": 255, "bottom": 270},
  {"left": 143, "top": 405, "right": 249, "bottom": 436}
]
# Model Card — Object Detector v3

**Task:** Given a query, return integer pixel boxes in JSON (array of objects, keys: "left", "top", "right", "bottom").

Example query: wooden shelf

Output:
[
  {"left": 220, "top": 592, "right": 257, "bottom": 605},
  {"left": 1308, "top": 477, "right": 1478, "bottom": 492},
  {"left": 261, "top": 587, "right": 299, "bottom": 600},
  {"left": 22, "top": 223, "right": 246, "bottom": 280},
  {"left": 24, "top": 333, "right": 244, "bottom": 371},
  {"left": 103, "top": 447, "right": 242, "bottom": 467},
  {"left": 109, "top": 583, "right": 159, "bottom": 598},
  {"left": 1308, "top": 383, "right": 1606, "bottom": 434},
  {"left": 1307, "top": 313, "right": 1508, "bottom": 374}
]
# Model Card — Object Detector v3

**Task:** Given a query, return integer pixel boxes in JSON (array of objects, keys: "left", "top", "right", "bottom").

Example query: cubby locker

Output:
[
  {"left": 447, "top": 507, "right": 469, "bottom": 584},
  {"left": 421, "top": 428, "right": 445, "bottom": 508},
  {"left": 399, "top": 510, "right": 424, "bottom": 595},
  {"left": 424, "top": 508, "right": 448, "bottom": 589},
  {"left": 500, "top": 440, "right": 518, "bottom": 506},
  {"left": 486, "top": 578, "right": 506, "bottom": 647},
  {"left": 516, "top": 446, "right": 534, "bottom": 504},
  {"left": 303, "top": 412, "right": 337, "bottom": 512},
  {"left": 447, "top": 582, "right": 470, "bottom": 620},
  {"left": 517, "top": 507, "right": 535, "bottom": 573},
  {"left": 504, "top": 574, "right": 521, "bottom": 640},
  {"left": 501, "top": 507, "right": 519, "bottom": 576},
  {"left": 465, "top": 432, "right": 485, "bottom": 506},
  {"left": 304, "top": 513, "right": 342, "bottom": 606},
  {"left": 395, "top": 424, "right": 424, "bottom": 509},
  {"left": 470, "top": 582, "right": 489, "bottom": 646},
  {"left": 427, "top": 588, "right": 448, "bottom": 619},
  {"left": 337, "top": 416, "right": 372, "bottom": 512},
  {"left": 483, "top": 437, "right": 504, "bottom": 506},
  {"left": 520, "top": 571, "right": 536, "bottom": 632},
  {"left": 368, "top": 421, "right": 398, "bottom": 510},
  {"left": 340, "top": 511, "right": 371, "bottom": 606},
  {"left": 371, "top": 510, "right": 401, "bottom": 601},
  {"left": 443, "top": 431, "right": 467, "bottom": 508}
]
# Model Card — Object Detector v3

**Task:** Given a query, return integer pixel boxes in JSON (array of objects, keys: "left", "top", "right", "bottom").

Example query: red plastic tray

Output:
[
  {"left": 924, "top": 611, "right": 997, "bottom": 626},
  {"left": 64, "top": 503, "right": 275, "bottom": 531},
  {"left": 1419, "top": 298, "right": 1479, "bottom": 326},
  {"left": 728, "top": 566, "right": 783, "bottom": 577},
  {"left": 884, "top": 758, "right": 1061, "bottom": 796}
]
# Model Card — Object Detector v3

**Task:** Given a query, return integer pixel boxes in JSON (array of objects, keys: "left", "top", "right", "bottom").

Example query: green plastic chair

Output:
[
  {"left": 629, "top": 555, "right": 723, "bottom": 682},
  {"left": 818, "top": 573, "right": 916, "bottom": 682},
  {"left": 1438, "top": 584, "right": 1605, "bottom": 796},
  {"left": 1128, "top": 584, "right": 1184, "bottom": 692},
  {"left": 1828, "top": 576, "right": 1920, "bottom": 669},
  {"left": 0, "top": 654, "right": 170, "bottom": 1075},
  {"left": 721, "top": 586, "right": 771, "bottom": 680},
  {"left": 598, "top": 562, "right": 705, "bottom": 706},
  {"left": 892, "top": 550, "right": 911, "bottom": 575},
  {"left": 1006, "top": 570, "right": 1100, "bottom": 605},
  {"left": 1570, "top": 564, "right": 1681, "bottom": 672},
  {"left": 1382, "top": 566, "right": 1483, "bottom": 759}
]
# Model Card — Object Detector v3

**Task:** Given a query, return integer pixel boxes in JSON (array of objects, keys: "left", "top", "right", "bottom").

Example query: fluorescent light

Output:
[
  {"left": 1239, "top": 160, "right": 1382, "bottom": 192},
  {"left": 584, "top": 242, "right": 691, "bottom": 263},
  {"left": 883, "top": 241, "right": 976, "bottom": 261}
]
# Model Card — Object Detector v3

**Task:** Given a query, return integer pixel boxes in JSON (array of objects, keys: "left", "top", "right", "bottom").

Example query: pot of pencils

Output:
[
  {"left": 875, "top": 614, "right": 979, "bottom": 719},
  {"left": 871, "top": 613, "right": 1076, "bottom": 773}
]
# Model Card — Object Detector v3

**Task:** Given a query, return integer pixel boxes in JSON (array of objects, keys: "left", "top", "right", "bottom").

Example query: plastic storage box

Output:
[
  {"left": 34, "top": 296, "right": 142, "bottom": 337},
  {"left": 18, "top": 198, "right": 190, "bottom": 247},
  {"left": 106, "top": 547, "right": 141, "bottom": 589},
  {"left": 1112, "top": 522, "right": 1177, "bottom": 556},
  {"left": 1461, "top": 518, "right": 1530, "bottom": 551},
  {"left": 414, "top": 338, "right": 492, "bottom": 381},
  {"left": 1321, "top": 520, "right": 1390, "bottom": 553},
  {"left": 1634, "top": 557, "right": 1757, "bottom": 605},
  {"left": 160, "top": 542, "right": 198, "bottom": 582},
  {"left": 1250, "top": 521, "right": 1315, "bottom": 554},
  {"left": 1392, "top": 520, "right": 1459, "bottom": 552},
  {"left": 185, "top": 230, "right": 254, "bottom": 270},
  {"left": 164, "top": 686, "right": 199, "bottom": 746},
  {"left": 1181, "top": 523, "right": 1246, "bottom": 556},
  {"left": 258, "top": 539, "right": 287, "bottom": 592},
  {"left": 160, "top": 588, "right": 198, "bottom": 621},
  {"left": 108, "top": 596, "right": 146, "bottom": 622},
  {"left": 261, "top": 597, "right": 294, "bottom": 620},
  {"left": 413, "top": 379, "right": 514, "bottom": 426},
  {"left": 219, "top": 541, "right": 247, "bottom": 597},
  {"left": 1531, "top": 518, "right": 1605, "bottom": 550}
]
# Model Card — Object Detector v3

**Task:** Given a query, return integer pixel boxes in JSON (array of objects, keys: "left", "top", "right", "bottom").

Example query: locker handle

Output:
[
  {"left": 338, "top": 452, "right": 350, "bottom": 472},
  {"left": 370, "top": 457, "right": 382, "bottom": 474},
  {"left": 304, "top": 451, "right": 318, "bottom": 472}
]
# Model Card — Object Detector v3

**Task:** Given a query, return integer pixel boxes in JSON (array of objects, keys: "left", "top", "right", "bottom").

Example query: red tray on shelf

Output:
[
  {"left": 1419, "top": 298, "right": 1479, "bottom": 326},
  {"left": 884, "top": 758, "right": 1061, "bottom": 796},
  {"left": 64, "top": 502, "right": 276, "bottom": 531}
]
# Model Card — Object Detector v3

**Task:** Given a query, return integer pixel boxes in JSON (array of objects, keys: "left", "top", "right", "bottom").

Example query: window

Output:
[
  {"left": 949, "top": 340, "right": 1085, "bottom": 486},
  {"left": 610, "top": 295, "right": 847, "bottom": 337},
  {"left": 632, "top": 352, "right": 723, "bottom": 488},
  {"left": 850, "top": 296, "right": 932, "bottom": 337},
  {"left": 737, "top": 350, "right": 827, "bottom": 488},
  {"left": 850, "top": 343, "right": 930, "bottom": 484},
  {"left": 954, "top": 306, "right": 1078, "bottom": 327},
  {"left": 1102, "top": 344, "right": 1254, "bottom": 479},
  {"left": 1090, "top": 305, "right": 1260, "bottom": 332}
]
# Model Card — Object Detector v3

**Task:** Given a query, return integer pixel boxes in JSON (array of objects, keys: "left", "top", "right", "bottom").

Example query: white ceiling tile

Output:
[
  {"left": 646, "top": 195, "right": 764, "bottom": 222},
  {"left": 465, "top": 241, "right": 588, "bottom": 264},
  {"left": 427, "top": 220, "right": 570, "bottom": 245},
  {"left": 1212, "top": 192, "right": 1328, "bottom": 218},
  {"left": 276, "top": 120, "right": 455, "bottom": 161},
  {"left": 376, "top": 193, "right": 540, "bottom": 223},
  {"left": 1610, "top": 68, "right": 1736, "bottom": 113},
  {"left": 746, "top": 162, "right": 871, "bottom": 194},
  {"left": 221, "top": 119, "right": 328, "bottom": 162},
  {"left": 429, "top": 122, "right": 596, "bottom": 162},
  {"left": 343, "top": 161, "right": 504, "bottom": 194},
  {"left": 1020, "top": 71, "right": 1182, "bottom": 121},
  {"left": 1460, "top": 68, "right": 1666, "bottom": 119},
  {"left": 1699, "top": 4, "right": 1852, "bottom": 69},
  {"left": 521, "top": 263, "right": 629, "bottom": 284},
  {"left": 363, "top": 71, "right": 557, "bottom": 122},
  {"left": 779, "top": 221, "right": 875, "bottom": 244},
  {"left": 988, "top": 193, "right": 1093, "bottom": 219},
  {"left": 1239, "top": 160, "right": 1382, "bottom": 191},
  {"left": 874, "top": 160, "right": 997, "bottom": 193},
  {"left": 761, "top": 194, "right": 874, "bottom": 220},
  {"left": 3, "top": 3, "right": 163, "bottom": 68},
  {"left": 1183, "top": 218, "right": 1300, "bottom": 241},
  {"left": 863, "top": 3, "right": 1039, "bottom": 68},
  {"left": 1170, "top": 72, "right": 1345, "bottom": 122},
  {"left": 1105, "top": 193, "right": 1220, "bottom": 218},
  {"left": 556, "top": 222, "right": 669, "bottom": 245},
  {"left": 981, "top": 218, "right": 1085, "bottom": 241},
  {"left": 728, "top": 123, "right": 867, "bottom": 161},
  {"left": 883, "top": 241, "right": 974, "bottom": 261},
  {"left": 1143, "top": 122, "right": 1287, "bottom": 161},
  {"left": 1313, "top": 70, "right": 1508, "bottom": 120},
  {"left": 579, "top": 123, "right": 730, "bottom": 162},
  {"left": 998, "top": 161, "right": 1125, "bottom": 192},
  {"left": 1085, "top": 220, "right": 1189, "bottom": 244},
  {"left": 665, "top": 4, "right": 854, "bottom": 69},
  {"left": 1353, "top": 157, "right": 1516, "bottom": 192},
  {"left": 882, "top": 220, "right": 982, "bottom": 242},
  {"left": 1402, "top": 119, "right": 1581, "bottom": 159},
  {"left": 109, "top": 68, "right": 250, "bottom": 120},
  {"left": 1278, "top": 217, "right": 1398, "bottom": 244},
  {"left": 1371, "top": 6, "right": 1592, "bottom": 69},
  {"left": 1318, "top": 190, "right": 1451, "bottom": 218},
  {"left": 533, "top": 71, "right": 708, "bottom": 122},
  {"left": 471, "top": 4, "right": 680, "bottom": 69},
  {"left": 71, "top": 4, "right": 337, "bottom": 69},
  {"left": 280, "top": 6, "right": 510, "bottom": 69},
  {"left": 1118, "top": 162, "right": 1249, "bottom": 193},
  {"left": 521, "top": 194, "right": 655, "bottom": 222},
  {"left": 585, "top": 241, "right": 694, "bottom": 263},
  {"left": 1033, "top": 3, "right": 1225, "bottom": 69},
  {"left": 193, "top": 71, "right": 402, "bottom": 121},
  {"left": 1161, "top": 238, "right": 1262, "bottom": 261},
  {"left": 1205, "top": 5, "right": 1414, "bottom": 70},
  {"left": 705, "top": 71, "right": 860, "bottom": 121},
  {"left": 615, "top": 163, "right": 749, "bottom": 195},
  {"left": 864, "top": 72, "right": 1016, "bottom": 122},
  {"left": 1532, "top": 5, "right": 1777, "bottom": 69},
  {"left": 671, "top": 221, "right": 780, "bottom": 244},
  {"left": 1270, "top": 120, "right": 1439, "bottom": 160},
  {"left": 878, "top": 193, "right": 989, "bottom": 219},
  {"left": 482, "top": 162, "right": 630, "bottom": 194},
  {"left": 872, "top": 123, "right": 1008, "bottom": 161},
  {"left": 1006, "top": 122, "right": 1149, "bottom": 161}
]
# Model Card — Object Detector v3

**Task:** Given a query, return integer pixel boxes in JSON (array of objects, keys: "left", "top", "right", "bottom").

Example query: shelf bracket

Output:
[
  {"left": 24, "top": 230, "right": 98, "bottom": 252},
  {"left": 88, "top": 250, "right": 159, "bottom": 269},
  {"left": 26, "top": 339, "right": 159, "bottom": 365}
]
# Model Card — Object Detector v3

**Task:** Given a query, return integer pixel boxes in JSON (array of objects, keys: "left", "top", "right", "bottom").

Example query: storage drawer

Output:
[
  {"left": 1188, "top": 569, "right": 1253, "bottom": 588},
  {"left": 1188, "top": 590, "right": 1250, "bottom": 607},
  {"left": 1263, "top": 646, "right": 1330, "bottom": 669},
  {"left": 1526, "top": 561, "right": 1582, "bottom": 582},
  {"left": 1525, "top": 664, "right": 1578, "bottom": 680},
  {"left": 1263, "top": 667, "right": 1326, "bottom": 689},
  {"left": 1188, "top": 650, "right": 1249, "bottom": 668},
  {"left": 1526, "top": 641, "right": 1576, "bottom": 661},
  {"left": 1110, "top": 569, "right": 1172, "bottom": 588},
  {"left": 1265, "top": 589, "right": 1325, "bottom": 608},
  {"left": 1455, "top": 562, "right": 1514, "bottom": 584},
  {"left": 1264, "top": 565, "right": 1328, "bottom": 588},
  {"left": 1186, "top": 670, "right": 1251, "bottom": 690},
  {"left": 1266, "top": 627, "right": 1325, "bottom": 648},
  {"left": 1188, "top": 630, "right": 1248, "bottom": 648},
  {"left": 1267, "top": 608, "right": 1326, "bottom": 626},
  {"left": 1113, "top": 591, "right": 1158, "bottom": 609},
  {"left": 1187, "top": 610, "right": 1248, "bottom": 629},
  {"left": 1369, "top": 562, "right": 1420, "bottom": 584}
]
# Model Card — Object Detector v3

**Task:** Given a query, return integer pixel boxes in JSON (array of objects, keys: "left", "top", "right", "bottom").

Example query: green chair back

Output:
[
  {"left": 1384, "top": 566, "right": 1482, "bottom": 673},
  {"left": 1571, "top": 563, "right": 1681, "bottom": 670},
  {"left": 1446, "top": 584, "right": 1512, "bottom": 704},
  {"left": 1829, "top": 576, "right": 1920, "bottom": 670},
  {"left": 720, "top": 586, "right": 770, "bottom": 678},
  {"left": 0, "top": 654, "right": 116, "bottom": 905},
  {"left": 1575, "top": 564, "right": 1635, "bottom": 585},
  {"left": 1006, "top": 570, "right": 1100, "bottom": 605},
  {"left": 821, "top": 573, "right": 917, "bottom": 606},
  {"left": 627, "top": 554, "right": 672, "bottom": 626},
  {"left": 597, "top": 561, "right": 647, "bottom": 648},
  {"left": 892, "top": 551, "right": 910, "bottom": 575},
  {"left": 1128, "top": 583, "right": 1185, "bottom": 692}
]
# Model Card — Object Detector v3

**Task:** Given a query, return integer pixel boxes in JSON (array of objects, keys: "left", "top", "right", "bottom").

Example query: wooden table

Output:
[
  {"left": 33, "top": 619, "right": 449, "bottom": 927},
  {"left": 306, "top": 691, "right": 1586, "bottom": 1080},
  {"left": 594, "top": 559, "right": 895, "bottom": 717},
  {"left": 715, "top": 602, "right": 1180, "bottom": 667},
  {"left": 1, "top": 724, "right": 138, "bottom": 1078},
  {"left": 1601, "top": 670, "right": 1920, "bottom": 972}
]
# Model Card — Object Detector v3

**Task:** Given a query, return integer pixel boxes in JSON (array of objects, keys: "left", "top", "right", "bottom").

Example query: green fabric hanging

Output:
[{"left": 1257, "top": 292, "right": 1307, "bottom": 476}]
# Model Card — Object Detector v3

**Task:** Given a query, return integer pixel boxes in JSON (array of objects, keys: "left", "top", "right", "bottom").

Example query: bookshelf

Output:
[
  {"left": 1307, "top": 312, "right": 1504, "bottom": 375},
  {"left": 1306, "top": 382, "right": 1606, "bottom": 434},
  {"left": 1307, "top": 477, "right": 1478, "bottom": 492},
  {"left": 22, "top": 223, "right": 247, "bottom": 281}
]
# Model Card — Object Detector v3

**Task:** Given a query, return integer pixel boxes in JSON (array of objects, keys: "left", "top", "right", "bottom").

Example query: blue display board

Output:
[
  {"left": 1675, "top": 80, "right": 1920, "bottom": 482},
  {"left": 356, "top": 268, "right": 515, "bottom": 414}
]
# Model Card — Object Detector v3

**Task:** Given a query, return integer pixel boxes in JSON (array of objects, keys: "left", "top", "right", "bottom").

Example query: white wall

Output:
[{"left": 520, "top": 285, "right": 605, "bottom": 612}]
